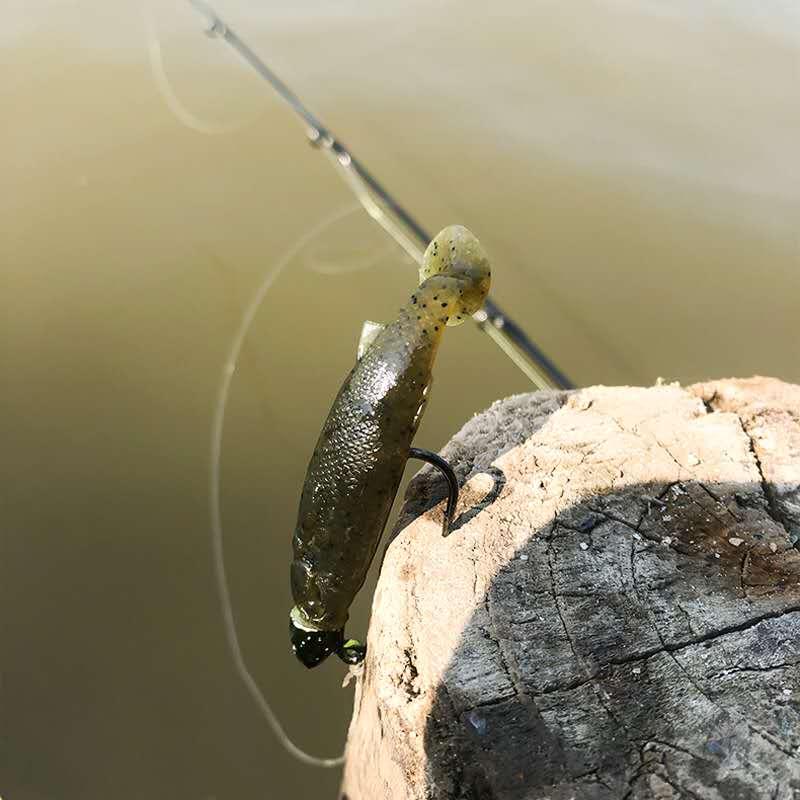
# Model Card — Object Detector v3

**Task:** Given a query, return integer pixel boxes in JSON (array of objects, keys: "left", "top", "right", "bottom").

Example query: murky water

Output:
[{"left": 3, "top": 2, "right": 798, "bottom": 798}]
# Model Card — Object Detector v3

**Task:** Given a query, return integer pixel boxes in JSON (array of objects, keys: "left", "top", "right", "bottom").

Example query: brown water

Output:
[{"left": 3, "top": 2, "right": 799, "bottom": 798}]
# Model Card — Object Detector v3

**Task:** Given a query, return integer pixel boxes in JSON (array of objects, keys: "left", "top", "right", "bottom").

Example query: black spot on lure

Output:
[{"left": 289, "top": 225, "right": 492, "bottom": 668}]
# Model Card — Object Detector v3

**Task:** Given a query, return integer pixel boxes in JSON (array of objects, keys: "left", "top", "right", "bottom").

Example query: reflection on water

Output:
[{"left": 3, "top": 1, "right": 798, "bottom": 798}]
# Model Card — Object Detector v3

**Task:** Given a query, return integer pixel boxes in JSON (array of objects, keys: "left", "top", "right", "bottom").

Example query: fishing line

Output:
[
  {"left": 210, "top": 203, "right": 362, "bottom": 768},
  {"left": 144, "top": 1, "right": 352, "bottom": 764},
  {"left": 144, "top": 3, "right": 262, "bottom": 136},
  {"left": 304, "top": 238, "right": 399, "bottom": 276}
]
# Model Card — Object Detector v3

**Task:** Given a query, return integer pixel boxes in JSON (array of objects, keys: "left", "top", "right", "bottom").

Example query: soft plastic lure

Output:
[{"left": 289, "top": 225, "right": 492, "bottom": 668}]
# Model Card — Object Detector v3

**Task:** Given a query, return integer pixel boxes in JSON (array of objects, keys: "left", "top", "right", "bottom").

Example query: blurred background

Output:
[{"left": 2, "top": 1, "right": 798, "bottom": 798}]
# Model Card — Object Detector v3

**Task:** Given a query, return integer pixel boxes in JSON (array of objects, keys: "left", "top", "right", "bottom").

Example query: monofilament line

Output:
[{"left": 210, "top": 205, "right": 361, "bottom": 768}]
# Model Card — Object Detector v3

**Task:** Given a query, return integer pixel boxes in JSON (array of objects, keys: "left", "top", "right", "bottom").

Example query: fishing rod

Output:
[{"left": 186, "top": 0, "right": 573, "bottom": 391}]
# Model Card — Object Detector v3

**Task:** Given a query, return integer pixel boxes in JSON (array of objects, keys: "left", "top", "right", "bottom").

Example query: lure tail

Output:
[{"left": 418, "top": 225, "right": 492, "bottom": 324}]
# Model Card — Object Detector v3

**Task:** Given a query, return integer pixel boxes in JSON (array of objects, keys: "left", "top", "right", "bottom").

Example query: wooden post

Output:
[{"left": 341, "top": 378, "right": 800, "bottom": 800}]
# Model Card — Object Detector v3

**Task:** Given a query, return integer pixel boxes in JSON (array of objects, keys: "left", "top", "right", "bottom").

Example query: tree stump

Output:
[{"left": 341, "top": 377, "right": 800, "bottom": 800}]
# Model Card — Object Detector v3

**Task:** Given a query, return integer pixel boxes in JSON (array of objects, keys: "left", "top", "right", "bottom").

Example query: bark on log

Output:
[{"left": 341, "top": 377, "right": 800, "bottom": 800}]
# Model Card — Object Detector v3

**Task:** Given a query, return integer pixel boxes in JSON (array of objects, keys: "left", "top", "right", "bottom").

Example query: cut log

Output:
[{"left": 341, "top": 377, "right": 800, "bottom": 800}]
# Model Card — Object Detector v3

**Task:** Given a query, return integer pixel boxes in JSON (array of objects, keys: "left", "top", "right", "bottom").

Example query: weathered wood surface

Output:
[{"left": 341, "top": 377, "right": 800, "bottom": 800}]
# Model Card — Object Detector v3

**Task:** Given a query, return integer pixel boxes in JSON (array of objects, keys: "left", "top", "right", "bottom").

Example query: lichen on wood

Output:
[{"left": 341, "top": 378, "right": 800, "bottom": 800}]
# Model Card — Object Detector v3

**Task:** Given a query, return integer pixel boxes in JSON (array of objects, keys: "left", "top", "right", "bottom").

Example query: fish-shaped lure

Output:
[{"left": 289, "top": 225, "right": 492, "bottom": 668}]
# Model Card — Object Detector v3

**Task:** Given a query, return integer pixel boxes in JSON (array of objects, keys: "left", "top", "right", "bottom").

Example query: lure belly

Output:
[{"left": 289, "top": 225, "right": 491, "bottom": 668}]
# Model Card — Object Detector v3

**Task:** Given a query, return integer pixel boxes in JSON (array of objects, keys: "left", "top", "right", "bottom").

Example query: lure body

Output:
[{"left": 289, "top": 225, "right": 491, "bottom": 667}]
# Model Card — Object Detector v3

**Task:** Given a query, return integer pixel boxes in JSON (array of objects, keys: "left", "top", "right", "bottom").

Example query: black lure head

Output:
[
  {"left": 289, "top": 617, "right": 342, "bottom": 669},
  {"left": 289, "top": 608, "right": 367, "bottom": 669}
]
